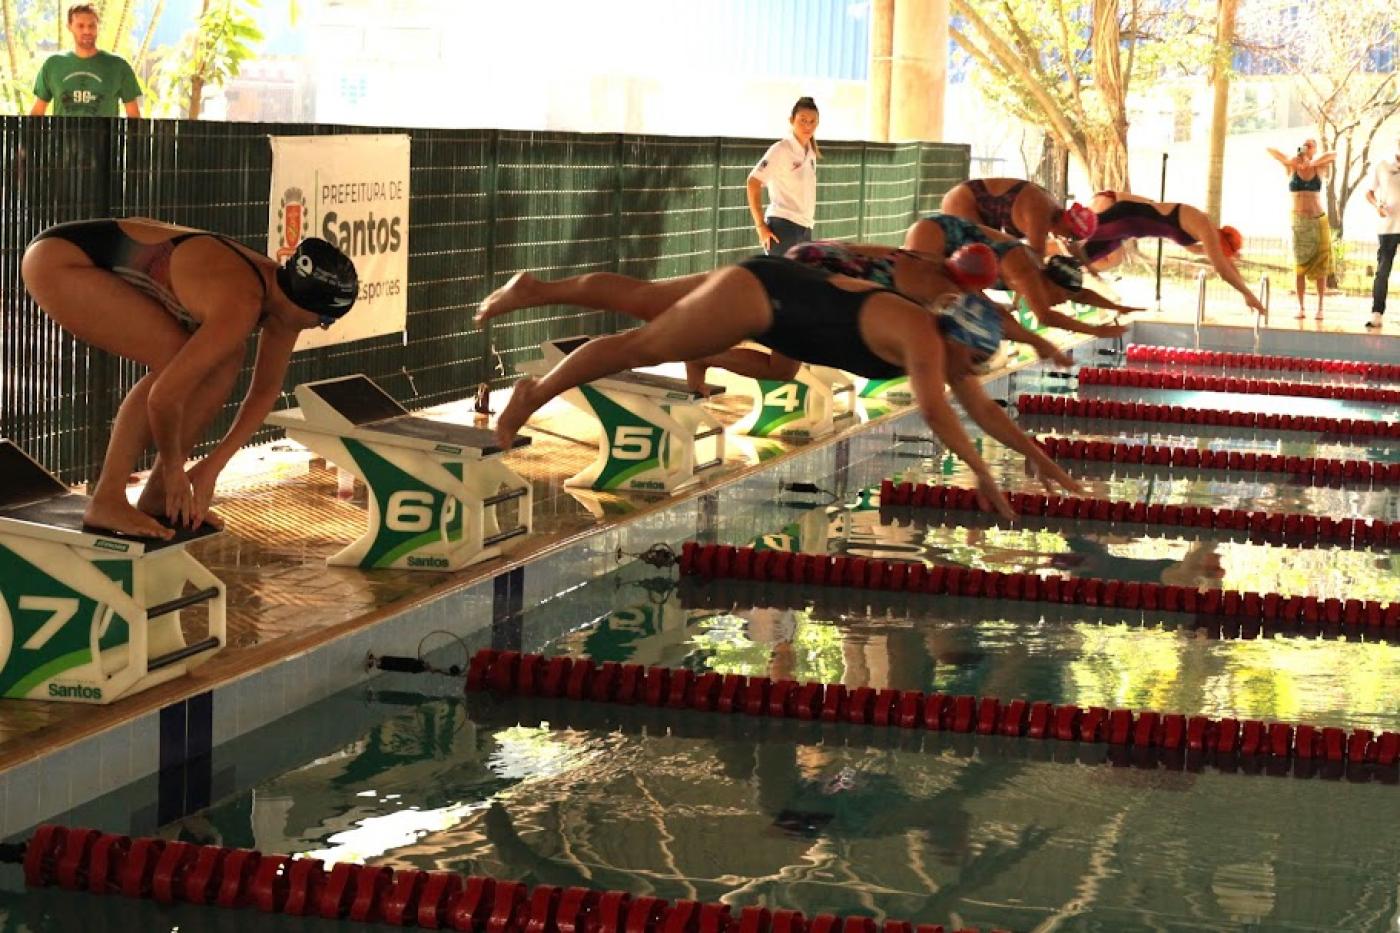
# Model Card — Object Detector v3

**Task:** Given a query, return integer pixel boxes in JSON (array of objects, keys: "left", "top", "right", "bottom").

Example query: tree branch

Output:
[{"left": 949, "top": 0, "right": 1082, "bottom": 149}]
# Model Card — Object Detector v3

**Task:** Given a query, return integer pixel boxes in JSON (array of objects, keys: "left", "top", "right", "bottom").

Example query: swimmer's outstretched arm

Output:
[
  {"left": 948, "top": 375, "right": 1083, "bottom": 497},
  {"left": 1070, "top": 286, "right": 1142, "bottom": 314},
  {"left": 1011, "top": 286, "right": 1127, "bottom": 339},
  {"left": 901, "top": 326, "right": 1015, "bottom": 519},
  {"left": 997, "top": 308, "right": 1072, "bottom": 367},
  {"left": 1193, "top": 229, "right": 1266, "bottom": 316},
  {"left": 185, "top": 323, "right": 300, "bottom": 524}
]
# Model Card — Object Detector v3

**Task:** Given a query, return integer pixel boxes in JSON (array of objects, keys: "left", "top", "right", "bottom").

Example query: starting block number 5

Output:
[
  {"left": 611, "top": 425, "right": 657, "bottom": 462},
  {"left": 385, "top": 490, "right": 456, "bottom": 533},
  {"left": 763, "top": 384, "right": 802, "bottom": 412}
]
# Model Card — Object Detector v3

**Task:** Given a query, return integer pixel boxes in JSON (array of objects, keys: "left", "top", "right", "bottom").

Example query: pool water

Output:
[{"left": 4, "top": 372, "right": 1399, "bottom": 932}]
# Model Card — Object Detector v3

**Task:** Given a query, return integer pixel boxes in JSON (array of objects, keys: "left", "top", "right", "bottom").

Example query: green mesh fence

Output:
[{"left": 0, "top": 117, "right": 967, "bottom": 483}]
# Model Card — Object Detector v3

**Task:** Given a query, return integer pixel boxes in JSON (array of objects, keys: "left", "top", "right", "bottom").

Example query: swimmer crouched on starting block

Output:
[
  {"left": 22, "top": 218, "right": 359, "bottom": 540},
  {"left": 481, "top": 251, "right": 1084, "bottom": 519}
]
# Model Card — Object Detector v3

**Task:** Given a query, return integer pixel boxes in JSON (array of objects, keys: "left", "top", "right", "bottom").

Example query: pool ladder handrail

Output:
[
  {"left": 1253, "top": 274, "right": 1270, "bottom": 354},
  {"left": 1193, "top": 269, "right": 1208, "bottom": 349}
]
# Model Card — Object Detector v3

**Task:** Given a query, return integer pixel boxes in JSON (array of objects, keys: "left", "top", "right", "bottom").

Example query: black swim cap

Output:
[
  {"left": 276, "top": 238, "right": 358, "bottom": 323},
  {"left": 1044, "top": 255, "right": 1084, "bottom": 292}
]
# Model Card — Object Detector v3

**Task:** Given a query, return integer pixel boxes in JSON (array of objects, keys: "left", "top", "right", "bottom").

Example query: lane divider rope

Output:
[
  {"left": 1126, "top": 345, "right": 1400, "bottom": 381},
  {"left": 1016, "top": 393, "right": 1399, "bottom": 438},
  {"left": 675, "top": 542, "right": 1400, "bottom": 642},
  {"left": 672, "top": 574, "right": 1399, "bottom": 645},
  {"left": 463, "top": 648, "right": 1400, "bottom": 784},
  {"left": 15, "top": 825, "right": 1004, "bottom": 933},
  {"left": 877, "top": 479, "right": 1400, "bottom": 549},
  {"left": 1077, "top": 367, "right": 1400, "bottom": 404},
  {"left": 1035, "top": 434, "right": 1400, "bottom": 484}
]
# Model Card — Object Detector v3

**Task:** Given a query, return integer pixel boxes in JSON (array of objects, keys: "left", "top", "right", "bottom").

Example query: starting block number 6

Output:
[
  {"left": 611, "top": 425, "right": 656, "bottom": 462},
  {"left": 763, "top": 384, "right": 802, "bottom": 412},
  {"left": 385, "top": 490, "right": 456, "bottom": 533}
]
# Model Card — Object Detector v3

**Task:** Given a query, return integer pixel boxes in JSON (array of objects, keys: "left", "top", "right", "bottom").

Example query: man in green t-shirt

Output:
[{"left": 30, "top": 3, "right": 142, "bottom": 117}]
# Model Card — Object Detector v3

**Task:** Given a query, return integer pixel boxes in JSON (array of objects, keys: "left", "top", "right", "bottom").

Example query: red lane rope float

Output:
[
  {"left": 1078, "top": 367, "right": 1400, "bottom": 404},
  {"left": 1017, "top": 393, "right": 1400, "bottom": 439},
  {"left": 1035, "top": 434, "right": 1400, "bottom": 484},
  {"left": 877, "top": 479, "right": 1400, "bottom": 549},
  {"left": 675, "top": 542, "right": 1400, "bottom": 643},
  {"left": 1126, "top": 344, "right": 1400, "bottom": 381},
  {"left": 17, "top": 825, "right": 1005, "bottom": 933},
  {"left": 464, "top": 648, "right": 1400, "bottom": 784},
  {"left": 673, "top": 574, "right": 1400, "bottom": 645}
]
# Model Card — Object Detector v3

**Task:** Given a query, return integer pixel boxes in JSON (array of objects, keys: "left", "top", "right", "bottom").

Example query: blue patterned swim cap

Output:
[{"left": 935, "top": 292, "right": 1004, "bottom": 360}]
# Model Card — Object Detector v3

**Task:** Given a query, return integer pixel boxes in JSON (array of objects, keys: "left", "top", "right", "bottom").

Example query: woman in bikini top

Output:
[
  {"left": 1083, "top": 192, "right": 1266, "bottom": 317},
  {"left": 940, "top": 177, "right": 1098, "bottom": 256}
]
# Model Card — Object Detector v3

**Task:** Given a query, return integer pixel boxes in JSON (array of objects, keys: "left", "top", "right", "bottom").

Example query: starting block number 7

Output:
[{"left": 18, "top": 597, "right": 79, "bottom": 651}]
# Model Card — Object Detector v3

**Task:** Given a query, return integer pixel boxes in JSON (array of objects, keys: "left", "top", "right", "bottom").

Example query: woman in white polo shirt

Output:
[{"left": 747, "top": 97, "right": 820, "bottom": 256}]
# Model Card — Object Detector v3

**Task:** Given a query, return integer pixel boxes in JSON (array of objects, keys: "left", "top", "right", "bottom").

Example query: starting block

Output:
[
  {"left": 714, "top": 362, "right": 856, "bottom": 440},
  {"left": 853, "top": 374, "right": 914, "bottom": 407},
  {"left": 0, "top": 441, "right": 225, "bottom": 704},
  {"left": 267, "top": 376, "right": 533, "bottom": 572},
  {"left": 519, "top": 338, "right": 726, "bottom": 493}
]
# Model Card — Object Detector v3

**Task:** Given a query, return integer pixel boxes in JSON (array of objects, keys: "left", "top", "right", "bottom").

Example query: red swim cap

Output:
[
  {"left": 1062, "top": 203, "right": 1098, "bottom": 239},
  {"left": 945, "top": 243, "right": 999, "bottom": 290},
  {"left": 1219, "top": 225, "right": 1243, "bottom": 259}
]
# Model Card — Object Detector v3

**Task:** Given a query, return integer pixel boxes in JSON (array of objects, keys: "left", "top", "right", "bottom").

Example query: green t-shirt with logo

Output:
[{"left": 33, "top": 51, "right": 142, "bottom": 117}]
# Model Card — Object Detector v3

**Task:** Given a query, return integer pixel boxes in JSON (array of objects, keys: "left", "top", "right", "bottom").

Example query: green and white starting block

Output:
[
  {"left": 711, "top": 362, "right": 856, "bottom": 440},
  {"left": 519, "top": 338, "right": 726, "bottom": 494},
  {"left": 853, "top": 374, "right": 914, "bottom": 407},
  {"left": 0, "top": 440, "right": 225, "bottom": 704},
  {"left": 267, "top": 376, "right": 533, "bottom": 572}
]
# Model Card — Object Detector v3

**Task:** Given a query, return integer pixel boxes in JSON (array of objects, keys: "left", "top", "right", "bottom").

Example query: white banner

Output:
[{"left": 267, "top": 134, "right": 410, "bottom": 351}]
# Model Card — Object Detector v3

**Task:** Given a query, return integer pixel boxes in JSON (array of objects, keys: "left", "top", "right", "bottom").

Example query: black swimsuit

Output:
[
  {"left": 32, "top": 219, "right": 266, "bottom": 331},
  {"left": 738, "top": 256, "right": 905, "bottom": 380},
  {"left": 1082, "top": 200, "right": 1198, "bottom": 263}
]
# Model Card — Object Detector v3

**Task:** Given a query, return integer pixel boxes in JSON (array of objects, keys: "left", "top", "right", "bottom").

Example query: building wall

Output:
[{"left": 303, "top": 0, "right": 873, "bottom": 137}]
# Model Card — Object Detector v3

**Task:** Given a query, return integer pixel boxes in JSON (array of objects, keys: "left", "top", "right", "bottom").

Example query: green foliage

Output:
[
  {"left": 962, "top": 0, "right": 1217, "bottom": 129},
  {"left": 146, "top": 0, "right": 264, "bottom": 117}
]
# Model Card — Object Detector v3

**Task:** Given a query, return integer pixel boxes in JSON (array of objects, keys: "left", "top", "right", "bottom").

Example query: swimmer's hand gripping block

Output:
[
  {"left": 266, "top": 376, "right": 533, "bottom": 572},
  {"left": 519, "top": 341, "right": 725, "bottom": 494},
  {"left": 0, "top": 441, "right": 225, "bottom": 704}
]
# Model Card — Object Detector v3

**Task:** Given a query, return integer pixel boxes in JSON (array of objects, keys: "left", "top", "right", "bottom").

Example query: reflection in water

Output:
[{"left": 16, "top": 383, "right": 1400, "bottom": 933}]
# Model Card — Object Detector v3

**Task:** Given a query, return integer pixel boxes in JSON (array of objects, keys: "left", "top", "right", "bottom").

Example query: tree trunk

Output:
[
  {"left": 186, "top": 0, "right": 212, "bottom": 119},
  {"left": 1089, "top": 0, "right": 1130, "bottom": 192},
  {"left": 134, "top": 0, "right": 167, "bottom": 77},
  {"left": 2, "top": 0, "right": 23, "bottom": 112},
  {"left": 1204, "top": 0, "right": 1237, "bottom": 225},
  {"left": 187, "top": 74, "right": 204, "bottom": 119}
]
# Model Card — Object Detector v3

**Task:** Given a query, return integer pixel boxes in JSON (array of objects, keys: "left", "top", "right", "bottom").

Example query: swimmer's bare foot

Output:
[
  {"left": 685, "top": 361, "right": 712, "bottom": 396},
  {"left": 84, "top": 497, "right": 174, "bottom": 540},
  {"left": 476, "top": 272, "right": 542, "bottom": 325},
  {"left": 495, "top": 377, "right": 544, "bottom": 448}
]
